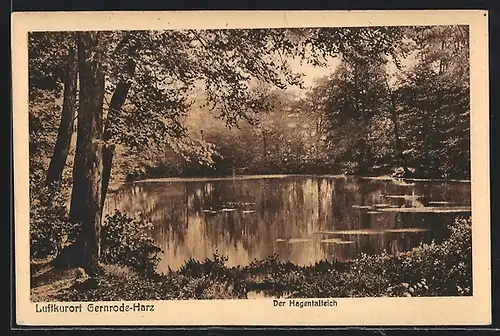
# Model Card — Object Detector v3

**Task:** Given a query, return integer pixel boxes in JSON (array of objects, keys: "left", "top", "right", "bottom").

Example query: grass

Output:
[{"left": 30, "top": 216, "right": 472, "bottom": 302}]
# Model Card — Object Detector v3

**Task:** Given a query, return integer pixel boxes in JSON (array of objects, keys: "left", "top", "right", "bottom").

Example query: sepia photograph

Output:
[{"left": 12, "top": 10, "right": 490, "bottom": 326}]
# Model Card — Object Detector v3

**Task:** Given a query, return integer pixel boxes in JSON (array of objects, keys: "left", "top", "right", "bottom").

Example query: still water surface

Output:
[{"left": 104, "top": 175, "right": 471, "bottom": 273}]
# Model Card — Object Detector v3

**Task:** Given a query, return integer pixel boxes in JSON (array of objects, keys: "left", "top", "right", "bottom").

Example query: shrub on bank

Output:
[
  {"left": 30, "top": 179, "right": 77, "bottom": 260},
  {"left": 31, "top": 200, "right": 163, "bottom": 277},
  {"left": 101, "top": 210, "right": 163, "bottom": 276}
]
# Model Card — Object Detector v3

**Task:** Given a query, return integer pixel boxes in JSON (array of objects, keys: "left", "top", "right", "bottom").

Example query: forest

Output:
[
  {"left": 28, "top": 25, "right": 471, "bottom": 298},
  {"left": 120, "top": 26, "right": 470, "bottom": 182}
]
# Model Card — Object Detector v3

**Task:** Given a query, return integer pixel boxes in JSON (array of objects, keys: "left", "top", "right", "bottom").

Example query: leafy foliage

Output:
[
  {"left": 29, "top": 32, "right": 74, "bottom": 97},
  {"left": 291, "top": 25, "right": 470, "bottom": 178},
  {"left": 29, "top": 82, "right": 75, "bottom": 259},
  {"left": 101, "top": 210, "right": 163, "bottom": 276},
  {"left": 30, "top": 179, "right": 76, "bottom": 260},
  {"left": 29, "top": 27, "right": 414, "bottom": 185},
  {"left": 178, "top": 250, "right": 230, "bottom": 278},
  {"left": 121, "top": 26, "right": 469, "bottom": 180},
  {"left": 395, "top": 27, "right": 470, "bottom": 178}
]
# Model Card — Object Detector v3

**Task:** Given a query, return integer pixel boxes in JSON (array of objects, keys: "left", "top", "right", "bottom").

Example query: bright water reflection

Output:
[{"left": 104, "top": 175, "right": 471, "bottom": 272}]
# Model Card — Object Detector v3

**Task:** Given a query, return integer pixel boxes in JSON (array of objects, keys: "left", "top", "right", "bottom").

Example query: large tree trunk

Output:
[
  {"left": 100, "top": 39, "right": 138, "bottom": 212},
  {"left": 82, "top": 141, "right": 104, "bottom": 271},
  {"left": 69, "top": 31, "right": 106, "bottom": 274},
  {"left": 45, "top": 42, "right": 78, "bottom": 186}
]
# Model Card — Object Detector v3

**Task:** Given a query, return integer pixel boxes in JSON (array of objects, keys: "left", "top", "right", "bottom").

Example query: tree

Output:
[
  {"left": 68, "top": 31, "right": 106, "bottom": 272},
  {"left": 308, "top": 55, "right": 389, "bottom": 173},
  {"left": 395, "top": 25, "right": 470, "bottom": 178},
  {"left": 29, "top": 32, "right": 78, "bottom": 187},
  {"left": 45, "top": 35, "right": 79, "bottom": 186},
  {"left": 301, "top": 25, "right": 470, "bottom": 178},
  {"left": 100, "top": 32, "right": 140, "bottom": 210},
  {"left": 383, "top": 74, "right": 406, "bottom": 169}
]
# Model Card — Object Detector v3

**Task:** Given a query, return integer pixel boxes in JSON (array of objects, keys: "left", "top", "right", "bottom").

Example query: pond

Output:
[{"left": 103, "top": 175, "right": 471, "bottom": 273}]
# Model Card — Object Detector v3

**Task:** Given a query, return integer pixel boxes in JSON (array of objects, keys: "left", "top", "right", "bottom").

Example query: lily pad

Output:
[
  {"left": 320, "top": 238, "right": 355, "bottom": 244},
  {"left": 275, "top": 239, "right": 286, "bottom": 242},
  {"left": 378, "top": 206, "right": 471, "bottom": 213},
  {"left": 366, "top": 211, "right": 382, "bottom": 214},
  {"left": 220, "top": 208, "right": 237, "bottom": 212},
  {"left": 316, "top": 229, "right": 385, "bottom": 235},
  {"left": 385, "top": 228, "right": 430, "bottom": 233},
  {"left": 393, "top": 181, "right": 416, "bottom": 187},
  {"left": 352, "top": 205, "right": 372, "bottom": 209},
  {"left": 373, "top": 204, "right": 391, "bottom": 208},
  {"left": 288, "top": 238, "right": 312, "bottom": 243},
  {"left": 242, "top": 210, "right": 256, "bottom": 214}
]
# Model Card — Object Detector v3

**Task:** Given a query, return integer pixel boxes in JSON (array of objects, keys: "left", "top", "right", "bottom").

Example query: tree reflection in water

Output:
[{"left": 103, "top": 176, "right": 471, "bottom": 272}]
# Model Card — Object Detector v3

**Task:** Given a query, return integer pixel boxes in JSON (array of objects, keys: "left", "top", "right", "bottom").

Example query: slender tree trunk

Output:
[
  {"left": 421, "top": 99, "right": 431, "bottom": 175},
  {"left": 438, "top": 40, "right": 446, "bottom": 75},
  {"left": 69, "top": 31, "right": 106, "bottom": 273},
  {"left": 45, "top": 42, "right": 78, "bottom": 186},
  {"left": 100, "top": 64, "right": 136, "bottom": 211},
  {"left": 100, "top": 41, "right": 138, "bottom": 212},
  {"left": 262, "top": 130, "right": 267, "bottom": 158},
  {"left": 390, "top": 98, "right": 404, "bottom": 166},
  {"left": 351, "top": 59, "right": 366, "bottom": 172},
  {"left": 431, "top": 89, "right": 444, "bottom": 176},
  {"left": 384, "top": 78, "right": 405, "bottom": 169}
]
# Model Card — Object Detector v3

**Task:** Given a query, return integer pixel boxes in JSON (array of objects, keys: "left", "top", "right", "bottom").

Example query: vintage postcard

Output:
[{"left": 12, "top": 10, "right": 490, "bottom": 326}]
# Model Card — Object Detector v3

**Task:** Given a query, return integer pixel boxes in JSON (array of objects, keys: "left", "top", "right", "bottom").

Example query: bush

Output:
[
  {"left": 178, "top": 251, "right": 229, "bottom": 278},
  {"left": 101, "top": 210, "right": 163, "bottom": 276},
  {"left": 30, "top": 183, "right": 163, "bottom": 276},
  {"left": 30, "top": 178, "right": 77, "bottom": 260}
]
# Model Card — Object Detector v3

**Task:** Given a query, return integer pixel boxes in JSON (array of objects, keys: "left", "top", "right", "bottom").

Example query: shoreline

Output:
[{"left": 107, "top": 173, "right": 471, "bottom": 193}]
